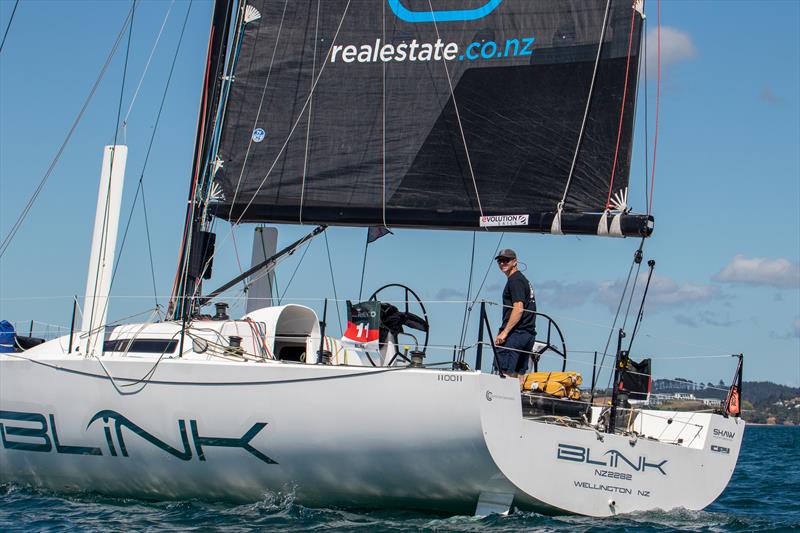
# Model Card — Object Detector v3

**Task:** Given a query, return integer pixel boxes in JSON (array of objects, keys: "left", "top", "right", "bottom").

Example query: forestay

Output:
[{"left": 212, "top": 0, "right": 651, "bottom": 236}]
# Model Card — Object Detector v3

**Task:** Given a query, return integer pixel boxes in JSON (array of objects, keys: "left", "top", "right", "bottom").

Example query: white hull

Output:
[{"left": 1, "top": 345, "right": 744, "bottom": 516}]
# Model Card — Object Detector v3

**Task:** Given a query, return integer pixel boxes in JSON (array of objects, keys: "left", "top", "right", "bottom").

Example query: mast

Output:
[{"left": 169, "top": 0, "right": 236, "bottom": 320}]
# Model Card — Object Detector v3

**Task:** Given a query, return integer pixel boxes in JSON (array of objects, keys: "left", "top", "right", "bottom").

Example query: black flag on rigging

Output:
[{"left": 367, "top": 226, "right": 393, "bottom": 244}]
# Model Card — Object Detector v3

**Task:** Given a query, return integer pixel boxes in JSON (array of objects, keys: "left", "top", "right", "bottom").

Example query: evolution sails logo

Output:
[
  {"left": 480, "top": 214, "right": 529, "bottom": 228},
  {"left": 330, "top": 1, "right": 533, "bottom": 64}
]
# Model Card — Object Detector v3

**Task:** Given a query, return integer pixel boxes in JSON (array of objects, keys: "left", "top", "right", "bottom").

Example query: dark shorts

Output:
[{"left": 494, "top": 329, "right": 535, "bottom": 374}]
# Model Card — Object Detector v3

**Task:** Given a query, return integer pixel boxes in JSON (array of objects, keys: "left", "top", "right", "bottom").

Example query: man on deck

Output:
[{"left": 493, "top": 249, "right": 537, "bottom": 379}]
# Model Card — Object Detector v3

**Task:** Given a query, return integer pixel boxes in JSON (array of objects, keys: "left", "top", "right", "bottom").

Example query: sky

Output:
[{"left": 0, "top": 0, "right": 798, "bottom": 388}]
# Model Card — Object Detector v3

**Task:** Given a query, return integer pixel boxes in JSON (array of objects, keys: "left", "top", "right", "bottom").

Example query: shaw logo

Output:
[
  {"left": 557, "top": 443, "right": 668, "bottom": 475},
  {"left": 0, "top": 409, "right": 277, "bottom": 465},
  {"left": 712, "top": 428, "right": 736, "bottom": 440},
  {"left": 388, "top": 0, "right": 503, "bottom": 23}
]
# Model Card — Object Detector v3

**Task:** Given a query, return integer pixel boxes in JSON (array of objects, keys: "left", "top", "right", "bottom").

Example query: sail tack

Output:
[{"left": 213, "top": 0, "right": 651, "bottom": 237}]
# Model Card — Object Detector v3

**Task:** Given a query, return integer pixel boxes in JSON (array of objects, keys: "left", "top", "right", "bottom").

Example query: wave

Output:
[{"left": 2, "top": 427, "right": 799, "bottom": 532}]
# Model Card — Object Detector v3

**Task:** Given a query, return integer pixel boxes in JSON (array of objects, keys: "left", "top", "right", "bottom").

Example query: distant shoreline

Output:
[{"left": 746, "top": 423, "right": 798, "bottom": 427}]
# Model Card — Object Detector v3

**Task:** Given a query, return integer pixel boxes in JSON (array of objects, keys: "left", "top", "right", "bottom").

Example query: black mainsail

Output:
[{"left": 209, "top": 0, "right": 651, "bottom": 236}]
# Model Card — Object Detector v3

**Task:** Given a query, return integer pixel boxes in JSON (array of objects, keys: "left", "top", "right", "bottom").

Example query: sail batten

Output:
[{"left": 213, "top": 0, "right": 648, "bottom": 237}]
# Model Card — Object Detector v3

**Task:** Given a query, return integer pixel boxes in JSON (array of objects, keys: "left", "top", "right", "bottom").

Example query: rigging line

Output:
[
  {"left": 199, "top": 1, "right": 249, "bottom": 224},
  {"left": 121, "top": 0, "right": 176, "bottom": 137},
  {"left": 594, "top": 254, "right": 637, "bottom": 394},
  {"left": 78, "top": 296, "right": 492, "bottom": 303},
  {"left": 232, "top": 0, "right": 355, "bottom": 226},
  {"left": 323, "top": 231, "right": 344, "bottom": 335},
  {"left": 259, "top": 225, "right": 279, "bottom": 305},
  {"left": 457, "top": 232, "right": 478, "bottom": 352},
  {"left": 169, "top": 0, "right": 222, "bottom": 316},
  {"left": 627, "top": 260, "right": 655, "bottom": 352},
  {"left": 139, "top": 181, "right": 159, "bottom": 310},
  {"left": 648, "top": 0, "right": 661, "bottom": 216},
  {"left": 96, "top": 327, "right": 182, "bottom": 396},
  {"left": 190, "top": 216, "right": 219, "bottom": 300},
  {"left": 0, "top": 0, "right": 19, "bottom": 54},
  {"left": 227, "top": 0, "right": 290, "bottom": 220},
  {"left": 78, "top": 304, "right": 158, "bottom": 338},
  {"left": 620, "top": 251, "right": 643, "bottom": 332},
  {"left": 175, "top": 165, "right": 205, "bottom": 314},
  {"left": 171, "top": 0, "right": 233, "bottom": 319},
  {"left": 299, "top": 0, "right": 322, "bottom": 225},
  {"left": 278, "top": 240, "right": 313, "bottom": 305},
  {"left": 642, "top": 12, "right": 650, "bottom": 210},
  {"left": 196, "top": 5, "right": 253, "bottom": 212},
  {"left": 461, "top": 232, "right": 505, "bottom": 350},
  {"left": 0, "top": 3, "right": 135, "bottom": 259},
  {"left": 566, "top": 350, "right": 735, "bottom": 360},
  {"left": 508, "top": 348, "right": 736, "bottom": 383},
  {"left": 169, "top": 114, "right": 203, "bottom": 315},
  {"left": 89, "top": 0, "right": 137, "bottom": 356},
  {"left": 7, "top": 350, "right": 454, "bottom": 387},
  {"left": 272, "top": 266, "right": 280, "bottom": 303},
  {"left": 206, "top": 223, "right": 335, "bottom": 304},
  {"left": 626, "top": 10, "right": 648, "bottom": 215},
  {"left": 358, "top": 232, "right": 369, "bottom": 301},
  {"left": 426, "top": 0, "right": 484, "bottom": 220},
  {"left": 109, "top": 0, "right": 193, "bottom": 307},
  {"left": 176, "top": 67, "right": 225, "bottom": 315},
  {"left": 192, "top": 2, "right": 244, "bottom": 213},
  {"left": 555, "top": 0, "right": 611, "bottom": 211},
  {"left": 217, "top": 225, "right": 308, "bottom": 305},
  {"left": 605, "top": 4, "right": 638, "bottom": 209},
  {"left": 8, "top": 319, "right": 70, "bottom": 331},
  {"left": 181, "top": 0, "right": 318, "bottom": 293},
  {"left": 110, "top": 181, "right": 144, "bottom": 289},
  {"left": 381, "top": 0, "right": 388, "bottom": 229},
  {"left": 230, "top": 224, "right": 246, "bottom": 281}
]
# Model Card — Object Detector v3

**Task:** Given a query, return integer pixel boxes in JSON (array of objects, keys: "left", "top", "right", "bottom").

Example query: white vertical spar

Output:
[{"left": 80, "top": 145, "right": 127, "bottom": 356}]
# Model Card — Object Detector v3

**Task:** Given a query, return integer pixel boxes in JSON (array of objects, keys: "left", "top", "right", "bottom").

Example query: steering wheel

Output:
[{"left": 368, "top": 283, "right": 430, "bottom": 359}]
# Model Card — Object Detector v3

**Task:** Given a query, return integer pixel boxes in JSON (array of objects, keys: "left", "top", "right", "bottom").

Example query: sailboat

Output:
[{"left": 0, "top": 0, "right": 745, "bottom": 517}]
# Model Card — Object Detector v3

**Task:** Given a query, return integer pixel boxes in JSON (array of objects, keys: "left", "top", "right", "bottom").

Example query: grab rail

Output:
[{"left": 473, "top": 301, "right": 568, "bottom": 374}]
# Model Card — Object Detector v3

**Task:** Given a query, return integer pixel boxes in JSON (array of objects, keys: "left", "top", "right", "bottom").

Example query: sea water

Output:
[{"left": 1, "top": 426, "right": 798, "bottom": 532}]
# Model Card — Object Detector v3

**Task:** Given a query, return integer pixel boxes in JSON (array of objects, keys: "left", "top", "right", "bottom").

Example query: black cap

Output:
[{"left": 495, "top": 248, "right": 517, "bottom": 260}]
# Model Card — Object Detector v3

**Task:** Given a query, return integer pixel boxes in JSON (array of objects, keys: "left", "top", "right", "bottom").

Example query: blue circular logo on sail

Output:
[{"left": 252, "top": 128, "right": 266, "bottom": 143}]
